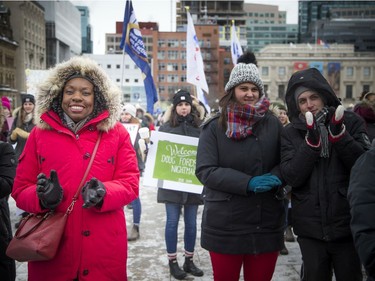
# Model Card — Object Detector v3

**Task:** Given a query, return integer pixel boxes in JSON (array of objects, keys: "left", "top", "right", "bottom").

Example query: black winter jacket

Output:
[
  {"left": 348, "top": 148, "right": 375, "bottom": 280},
  {"left": 195, "top": 111, "right": 285, "bottom": 254},
  {"left": 0, "top": 141, "right": 16, "bottom": 281},
  {"left": 281, "top": 68, "right": 370, "bottom": 242},
  {"left": 157, "top": 115, "right": 203, "bottom": 205}
]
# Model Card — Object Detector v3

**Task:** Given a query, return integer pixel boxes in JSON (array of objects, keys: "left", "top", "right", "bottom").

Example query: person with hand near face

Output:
[
  {"left": 195, "top": 52, "right": 285, "bottom": 281},
  {"left": 11, "top": 56, "right": 139, "bottom": 281},
  {"left": 280, "top": 67, "right": 371, "bottom": 281}
]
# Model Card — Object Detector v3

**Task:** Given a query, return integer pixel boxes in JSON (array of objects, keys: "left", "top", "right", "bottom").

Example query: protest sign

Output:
[
  {"left": 143, "top": 131, "right": 203, "bottom": 194},
  {"left": 123, "top": 123, "right": 139, "bottom": 145}
]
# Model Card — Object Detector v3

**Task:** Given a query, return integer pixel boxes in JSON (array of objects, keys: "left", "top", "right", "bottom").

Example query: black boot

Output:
[
  {"left": 169, "top": 259, "right": 187, "bottom": 280},
  {"left": 183, "top": 257, "right": 204, "bottom": 277}
]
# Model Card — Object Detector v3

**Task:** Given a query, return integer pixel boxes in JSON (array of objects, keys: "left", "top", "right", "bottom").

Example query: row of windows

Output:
[
  {"left": 275, "top": 84, "right": 370, "bottom": 100},
  {"left": 102, "top": 64, "right": 139, "bottom": 70},
  {"left": 158, "top": 63, "right": 187, "bottom": 71},
  {"left": 260, "top": 66, "right": 372, "bottom": 77},
  {"left": 157, "top": 50, "right": 213, "bottom": 60}
]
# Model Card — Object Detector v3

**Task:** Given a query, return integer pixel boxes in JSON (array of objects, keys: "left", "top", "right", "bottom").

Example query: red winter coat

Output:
[{"left": 12, "top": 110, "right": 139, "bottom": 281}]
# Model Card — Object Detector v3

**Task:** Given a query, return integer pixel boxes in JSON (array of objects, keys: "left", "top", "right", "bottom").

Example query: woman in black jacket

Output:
[
  {"left": 195, "top": 52, "right": 285, "bottom": 281},
  {"left": 158, "top": 89, "right": 205, "bottom": 280}
]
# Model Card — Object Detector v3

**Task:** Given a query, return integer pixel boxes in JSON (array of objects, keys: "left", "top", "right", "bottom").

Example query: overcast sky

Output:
[{"left": 71, "top": 0, "right": 298, "bottom": 54}]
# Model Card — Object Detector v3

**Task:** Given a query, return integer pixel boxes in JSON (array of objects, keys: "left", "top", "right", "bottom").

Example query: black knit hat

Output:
[
  {"left": 21, "top": 94, "right": 35, "bottom": 105},
  {"left": 173, "top": 90, "right": 192, "bottom": 107}
]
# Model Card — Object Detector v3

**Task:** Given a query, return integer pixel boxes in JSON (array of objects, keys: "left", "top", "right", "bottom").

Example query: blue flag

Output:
[{"left": 120, "top": 0, "right": 158, "bottom": 114}]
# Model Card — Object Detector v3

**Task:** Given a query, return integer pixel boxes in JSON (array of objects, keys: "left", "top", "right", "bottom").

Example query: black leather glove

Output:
[
  {"left": 328, "top": 105, "right": 346, "bottom": 142},
  {"left": 82, "top": 178, "right": 106, "bottom": 208},
  {"left": 305, "top": 111, "right": 321, "bottom": 148},
  {"left": 37, "top": 170, "right": 64, "bottom": 210}
]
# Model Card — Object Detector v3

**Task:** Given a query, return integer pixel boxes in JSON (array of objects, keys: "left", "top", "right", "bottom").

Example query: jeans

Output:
[
  {"left": 131, "top": 197, "right": 141, "bottom": 224},
  {"left": 165, "top": 203, "right": 198, "bottom": 254}
]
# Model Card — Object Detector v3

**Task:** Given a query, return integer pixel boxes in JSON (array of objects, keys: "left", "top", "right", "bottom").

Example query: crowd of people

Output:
[{"left": 0, "top": 53, "right": 374, "bottom": 281}]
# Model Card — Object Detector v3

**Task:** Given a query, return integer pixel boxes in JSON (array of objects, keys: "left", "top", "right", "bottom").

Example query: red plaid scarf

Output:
[{"left": 226, "top": 97, "right": 270, "bottom": 140}]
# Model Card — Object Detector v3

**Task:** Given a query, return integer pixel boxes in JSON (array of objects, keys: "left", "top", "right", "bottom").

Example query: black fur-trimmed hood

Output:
[{"left": 36, "top": 56, "right": 121, "bottom": 132}]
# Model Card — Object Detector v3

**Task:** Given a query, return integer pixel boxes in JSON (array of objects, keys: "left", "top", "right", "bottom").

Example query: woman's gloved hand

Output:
[
  {"left": 82, "top": 178, "right": 106, "bottom": 208},
  {"left": 247, "top": 173, "right": 282, "bottom": 193},
  {"left": 37, "top": 170, "right": 64, "bottom": 210}
]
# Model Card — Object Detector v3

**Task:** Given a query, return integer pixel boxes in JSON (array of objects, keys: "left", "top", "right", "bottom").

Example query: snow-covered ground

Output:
[{"left": 9, "top": 178, "right": 346, "bottom": 281}]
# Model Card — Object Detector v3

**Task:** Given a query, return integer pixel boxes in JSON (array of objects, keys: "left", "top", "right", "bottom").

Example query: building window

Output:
[
  {"left": 363, "top": 85, "right": 370, "bottom": 92},
  {"left": 364, "top": 67, "right": 371, "bottom": 77},
  {"left": 345, "top": 85, "right": 353, "bottom": 99},
  {"left": 134, "top": 79, "right": 138, "bottom": 83},
  {"left": 107, "top": 64, "right": 111, "bottom": 69},
  {"left": 168, "top": 51, "right": 178, "bottom": 60},
  {"left": 116, "top": 78, "right": 120, "bottom": 82},
  {"left": 157, "top": 51, "right": 165, "bottom": 59},
  {"left": 346, "top": 67, "right": 354, "bottom": 77},
  {"left": 278, "top": 67, "right": 286, "bottom": 76},
  {"left": 262, "top": 67, "right": 269, "bottom": 76},
  {"left": 167, "top": 74, "right": 178, "bottom": 82},
  {"left": 125, "top": 78, "right": 129, "bottom": 83},
  {"left": 116, "top": 64, "right": 120, "bottom": 69}
]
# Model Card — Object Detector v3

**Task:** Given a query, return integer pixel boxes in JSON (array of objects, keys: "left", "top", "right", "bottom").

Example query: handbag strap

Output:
[{"left": 66, "top": 131, "right": 103, "bottom": 215}]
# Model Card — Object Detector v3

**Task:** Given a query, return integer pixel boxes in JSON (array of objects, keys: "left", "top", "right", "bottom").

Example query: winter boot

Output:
[
  {"left": 127, "top": 225, "right": 140, "bottom": 241},
  {"left": 183, "top": 256, "right": 204, "bottom": 277},
  {"left": 280, "top": 243, "right": 289, "bottom": 255},
  {"left": 285, "top": 225, "right": 295, "bottom": 242},
  {"left": 169, "top": 259, "right": 187, "bottom": 280}
]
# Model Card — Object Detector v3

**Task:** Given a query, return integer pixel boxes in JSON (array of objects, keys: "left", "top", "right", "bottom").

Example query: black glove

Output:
[
  {"left": 328, "top": 105, "right": 346, "bottom": 142},
  {"left": 305, "top": 111, "right": 321, "bottom": 148},
  {"left": 82, "top": 178, "right": 106, "bottom": 208},
  {"left": 37, "top": 170, "right": 64, "bottom": 210}
]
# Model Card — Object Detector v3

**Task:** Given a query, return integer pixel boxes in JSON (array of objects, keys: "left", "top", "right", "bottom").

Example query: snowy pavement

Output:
[{"left": 8, "top": 178, "right": 319, "bottom": 281}]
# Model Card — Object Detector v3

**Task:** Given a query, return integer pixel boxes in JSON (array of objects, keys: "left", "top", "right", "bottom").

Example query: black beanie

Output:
[
  {"left": 21, "top": 94, "right": 35, "bottom": 105},
  {"left": 173, "top": 90, "right": 192, "bottom": 107}
]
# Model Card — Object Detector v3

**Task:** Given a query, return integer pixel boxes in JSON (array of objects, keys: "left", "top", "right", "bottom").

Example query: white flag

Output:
[
  {"left": 230, "top": 22, "right": 243, "bottom": 65},
  {"left": 186, "top": 11, "right": 209, "bottom": 94}
]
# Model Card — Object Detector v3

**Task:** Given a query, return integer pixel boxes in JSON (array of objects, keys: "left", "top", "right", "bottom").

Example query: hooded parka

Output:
[
  {"left": 195, "top": 110, "right": 285, "bottom": 255},
  {"left": 280, "top": 68, "right": 370, "bottom": 242},
  {"left": 11, "top": 57, "right": 139, "bottom": 281}
]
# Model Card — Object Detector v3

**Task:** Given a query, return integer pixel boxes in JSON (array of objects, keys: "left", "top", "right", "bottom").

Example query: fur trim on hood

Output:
[
  {"left": 162, "top": 98, "right": 206, "bottom": 123},
  {"left": 36, "top": 56, "right": 121, "bottom": 132}
]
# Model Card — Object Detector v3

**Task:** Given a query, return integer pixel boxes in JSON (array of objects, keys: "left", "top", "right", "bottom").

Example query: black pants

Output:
[{"left": 298, "top": 236, "right": 362, "bottom": 281}]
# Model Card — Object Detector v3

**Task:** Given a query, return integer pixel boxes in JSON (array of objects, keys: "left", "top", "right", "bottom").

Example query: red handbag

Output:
[{"left": 6, "top": 132, "right": 102, "bottom": 262}]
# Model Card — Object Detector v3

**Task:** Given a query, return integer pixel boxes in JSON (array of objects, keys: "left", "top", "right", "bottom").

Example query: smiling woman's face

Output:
[{"left": 62, "top": 78, "right": 94, "bottom": 122}]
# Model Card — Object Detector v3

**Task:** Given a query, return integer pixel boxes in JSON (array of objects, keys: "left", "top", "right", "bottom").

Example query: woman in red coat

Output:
[{"left": 11, "top": 56, "right": 140, "bottom": 281}]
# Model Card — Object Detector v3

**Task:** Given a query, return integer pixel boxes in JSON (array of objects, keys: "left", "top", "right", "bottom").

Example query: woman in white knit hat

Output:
[{"left": 196, "top": 52, "right": 285, "bottom": 281}]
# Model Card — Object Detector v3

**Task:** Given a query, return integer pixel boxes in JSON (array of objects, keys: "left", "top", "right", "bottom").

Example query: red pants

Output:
[{"left": 209, "top": 251, "right": 279, "bottom": 281}]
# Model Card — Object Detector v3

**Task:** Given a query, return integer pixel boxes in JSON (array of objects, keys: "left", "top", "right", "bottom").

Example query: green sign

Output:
[{"left": 153, "top": 140, "right": 200, "bottom": 185}]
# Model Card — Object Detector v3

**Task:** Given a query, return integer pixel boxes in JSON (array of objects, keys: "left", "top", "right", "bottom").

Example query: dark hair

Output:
[
  {"left": 359, "top": 90, "right": 369, "bottom": 101},
  {"left": 218, "top": 88, "right": 236, "bottom": 131},
  {"left": 169, "top": 104, "right": 202, "bottom": 128},
  {"left": 51, "top": 85, "right": 108, "bottom": 126}
]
